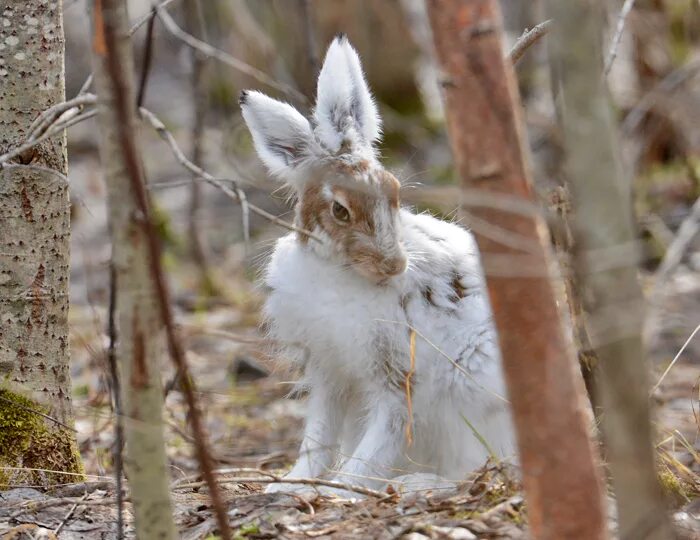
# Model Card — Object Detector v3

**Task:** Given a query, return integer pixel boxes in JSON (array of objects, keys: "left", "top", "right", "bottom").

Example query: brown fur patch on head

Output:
[
  {"left": 297, "top": 163, "right": 404, "bottom": 281},
  {"left": 335, "top": 159, "right": 370, "bottom": 176},
  {"left": 299, "top": 178, "right": 378, "bottom": 245},
  {"left": 375, "top": 170, "right": 400, "bottom": 209}
]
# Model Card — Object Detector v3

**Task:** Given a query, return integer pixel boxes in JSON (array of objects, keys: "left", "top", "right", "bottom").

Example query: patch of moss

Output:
[
  {"left": 234, "top": 521, "right": 260, "bottom": 540},
  {"left": 0, "top": 388, "right": 83, "bottom": 488},
  {"left": 658, "top": 468, "right": 691, "bottom": 507}
]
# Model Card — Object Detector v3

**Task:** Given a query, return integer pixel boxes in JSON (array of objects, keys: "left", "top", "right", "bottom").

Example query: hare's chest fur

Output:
[{"left": 263, "top": 211, "right": 505, "bottom": 396}]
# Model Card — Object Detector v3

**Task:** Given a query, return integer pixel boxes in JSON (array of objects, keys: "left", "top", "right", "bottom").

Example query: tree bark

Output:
[
  {"left": 89, "top": 0, "right": 176, "bottom": 537},
  {"left": 0, "top": 0, "right": 82, "bottom": 486},
  {"left": 425, "top": 1, "right": 608, "bottom": 538},
  {"left": 546, "top": 2, "right": 675, "bottom": 539}
]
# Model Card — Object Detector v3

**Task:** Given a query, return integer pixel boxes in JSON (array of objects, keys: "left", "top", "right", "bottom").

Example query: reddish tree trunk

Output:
[{"left": 426, "top": 1, "right": 608, "bottom": 538}]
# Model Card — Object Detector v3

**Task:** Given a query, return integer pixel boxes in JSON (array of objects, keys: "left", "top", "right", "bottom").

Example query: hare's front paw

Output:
[
  {"left": 264, "top": 481, "right": 316, "bottom": 495},
  {"left": 315, "top": 483, "right": 365, "bottom": 500}
]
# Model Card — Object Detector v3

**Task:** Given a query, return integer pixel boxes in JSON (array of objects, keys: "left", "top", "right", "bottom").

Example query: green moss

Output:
[
  {"left": 0, "top": 388, "right": 83, "bottom": 488},
  {"left": 234, "top": 521, "right": 260, "bottom": 540},
  {"left": 151, "top": 203, "right": 183, "bottom": 252},
  {"left": 658, "top": 468, "right": 692, "bottom": 507}
]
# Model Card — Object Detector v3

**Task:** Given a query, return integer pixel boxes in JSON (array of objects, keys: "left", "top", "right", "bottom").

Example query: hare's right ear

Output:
[
  {"left": 314, "top": 35, "right": 381, "bottom": 154},
  {"left": 239, "top": 90, "right": 318, "bottom": 183}
]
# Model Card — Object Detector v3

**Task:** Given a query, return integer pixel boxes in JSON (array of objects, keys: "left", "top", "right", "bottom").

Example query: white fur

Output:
[
  {"left": 314, "top": 35, "right": 381, "bottom": 155},
  {"left": 240, "top": 35, "right": 381, "bottom": 181},
  {"left": 239, "top": 90, "right": 320, "bottom": 183},
  {"left": 264, "top": 211, "right": 515, "bottom": 490},
  {"left": 240, "top": 37, "right": 515, "bottom": 494}
]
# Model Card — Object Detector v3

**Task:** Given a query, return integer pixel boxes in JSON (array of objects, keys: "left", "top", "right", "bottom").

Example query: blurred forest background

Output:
[{"left": 2, "top": 0, "right": 700, "bottom": 538}]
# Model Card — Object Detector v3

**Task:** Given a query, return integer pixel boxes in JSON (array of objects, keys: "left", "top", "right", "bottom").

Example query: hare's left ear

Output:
[
  {"left": 239, "top": 90, "right": 320, "bottom": 186},
  {"left": 314, "top": 35, "right": 381, "bottom": 154}
]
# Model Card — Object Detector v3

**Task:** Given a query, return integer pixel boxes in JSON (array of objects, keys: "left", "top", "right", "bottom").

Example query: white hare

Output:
[{"left": 240, "top": 35, "right": 515, "bottom": 495}]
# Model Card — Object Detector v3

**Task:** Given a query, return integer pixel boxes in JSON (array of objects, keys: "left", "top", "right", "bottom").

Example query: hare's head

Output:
[{"left": 240, "top": 35, "right": 407, "bottom": 283}]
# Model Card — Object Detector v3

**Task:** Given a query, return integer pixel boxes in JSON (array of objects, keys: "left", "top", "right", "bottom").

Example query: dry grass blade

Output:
[
  {"left": 404, "top": 329, "right": 417, "bottom": 446},
  {"left": 651, "top": 323, "right": 700, "bottom": 395}
]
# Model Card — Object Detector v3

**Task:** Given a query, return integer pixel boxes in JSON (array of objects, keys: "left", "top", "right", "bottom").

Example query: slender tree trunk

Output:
[
  {"left": 89, "top": 1, "right": 176, "bottom": 537},
  {"left": 425, "top": 1, "right": 608, "bottom": 538},
  {"left": 546, "top": 2, "right": 674, "bottom": 539},
  {"left": 0, "top": 0, "right": 82, "bottom": 486},
  {"left": 184, "top": 0, "right": 215, "bottom": 295}
]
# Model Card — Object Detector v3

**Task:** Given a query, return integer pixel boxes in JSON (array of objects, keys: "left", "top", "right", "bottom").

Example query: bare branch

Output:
[
  {"left": 0, "top": 163, "right": 70, "bottom": 186},
  {"left": 622, "top": 58, "right": 700, "bottom": 135},
  {"left": 507, "top": 19, "right": 552, "bottom": 65},
  {"left": 604, "top": 0, "right": 637, "bottom": 76},
  {"left": 53, "top": 493, "right": 89, "bottom": 536},
  {"left": 155, "top": 5, "right": 306, "bottom": 102},
  {"left": 0, "top": 108, "right": 97, "bottom": 166},
  {"left": 136, "top": 9, "right": 157, "bottom": 108},
  {"left": 75, "top": 0, "right": 178, "bottom": 98},
  {"left": 645, "top": 195, "right": 700, "bottom": 345},
  {"left": 172, "top": 468, "right": 385, "bottom": 498},
  {"left": 139, "top": 106, "right": 320, "bottom": 242},
  {"left": 106, "top": 262, "right": 124, "bottom": 540},
  {"left": 650, "top": 323, "right": 700, "bottom": 395},
  {"left": 27, "top": 93, "right": 97, "bottom": 141},
  {"left": 0, "top": 395, "right": 77, "bottom": 433}
]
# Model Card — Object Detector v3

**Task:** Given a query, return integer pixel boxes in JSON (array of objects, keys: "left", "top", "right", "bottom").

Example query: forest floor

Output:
[
  {"left": 1, "top": 263, "right": 699, "bottom": 539},
  {"left": 2, "top": 10, "right": 700, "bottom": 534}
]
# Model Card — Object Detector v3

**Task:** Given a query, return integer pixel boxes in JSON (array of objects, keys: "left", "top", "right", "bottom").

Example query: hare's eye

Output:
[{"left": 331, "top": 201, "right": 351, "bottom": 223}]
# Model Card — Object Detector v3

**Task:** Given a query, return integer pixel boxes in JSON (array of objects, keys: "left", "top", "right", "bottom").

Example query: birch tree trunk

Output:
[
  {"left": 90, "top": 1, "right": 176, "bottom": 537},
  {"left": 426, "top": 1, "right": 607, "bottom": 538},
  {"left": 0, "top": 0, "right": 82, "bottom": 486},
  {"left": 546, "top": 2, "right": 674, "bottom": 539}
]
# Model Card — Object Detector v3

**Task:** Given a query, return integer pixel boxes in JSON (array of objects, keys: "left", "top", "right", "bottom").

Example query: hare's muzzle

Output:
[{"left": 379, "top": 255, "right": 407, "bottom": 277}]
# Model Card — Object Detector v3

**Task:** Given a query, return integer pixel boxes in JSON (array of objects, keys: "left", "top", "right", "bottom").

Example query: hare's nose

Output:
[{"left": 381, "top": 255, "right": 407, "bottom": 276}]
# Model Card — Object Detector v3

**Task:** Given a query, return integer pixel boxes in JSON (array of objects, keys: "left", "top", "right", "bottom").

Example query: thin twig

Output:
[
  {"left": 99, "top": 9, "right": 231, "bottom": 538},
  {"left": 73, "top": 0, "right": 178, "bottom": 98},
  {"left": 0, "top": 395, "right": 77, "bottom": 433},
  {"left": 507, "top": 19, "right": 552, "bottom": 65},
  {"left": 27, "top": 93, "right": 97, "bottom": 142},
  {"left": 136, "top": 9, "right": 157, "bottom": 108},
  {"left": 139, "top": 106, "right": 319, "bottom": 241},
  {"left": 645, "top": 195, "right": 700, "bottom": 345},
  {"left": 604, "top": 0, "right": 637, "bottom": 76},
  {"left": 173, "top": 469, "right": 384, "bottom": 498},
  {"left": 624, "top": 59, "right": 700, "bottom": 135},
  {"left": 53, "top": 493, "right": 89, "bottom": 535},
  {"left": 106, "top": 261, "right": 124, "bottom": 540},
  {"left": 0, "top": 163, "right": 70, "bottom": 186},
  {"left": 78, "top": 74, "right": 94, "bottom": 95},
  {"left": 0, "top": 109, "right": 97, "bottom": 165},
  {"left": 11, "top": 497, "right": 126, "bottom": 519},
  {"left": 650, "top": 323, "right": 700, "bottom": 395},
  {"left": 139, "top": 106, "right": 251, "bottom": 244},
  {"left": 155, "top": 5, "right": 306, "bottom": 102},
  {"left": 50, "top": 481, "right": 113, "bottom": 498},
  {"left": 653, "top": 195, "right": 700, "bottom": 287}
]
